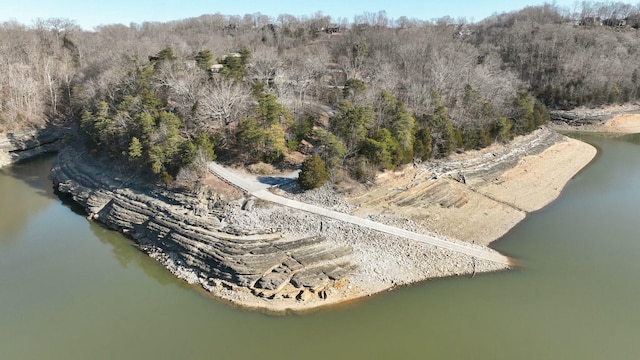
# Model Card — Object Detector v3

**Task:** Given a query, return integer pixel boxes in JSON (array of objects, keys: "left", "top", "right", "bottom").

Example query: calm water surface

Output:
[{"left": 1, "top": 134, "right": 639, "bottom": 359}]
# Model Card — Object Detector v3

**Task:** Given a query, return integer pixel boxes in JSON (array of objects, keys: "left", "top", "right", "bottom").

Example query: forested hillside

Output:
[{"left": 1, "top": 2, "right": 639, "bottom": 185}]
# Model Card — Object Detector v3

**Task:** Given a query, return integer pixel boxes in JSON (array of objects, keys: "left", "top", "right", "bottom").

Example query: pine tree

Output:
[
  {"left": 195, "top": 50, "right": 213, "bottom": 71},
  {"left": 298, "top": 154, "right": 329, "bottom": 190},
  {"left": 128, "top": 137, "right": 142, "bottom": 161}
]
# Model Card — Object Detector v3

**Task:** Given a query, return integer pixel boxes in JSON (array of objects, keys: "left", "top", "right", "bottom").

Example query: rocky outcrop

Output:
[
  {"left": 0, "top": 126, "right": 65, "bottom": 168},
  {"left": 49, "top": 147, "right": 354, "bottom": 307},
  {"left": 550, "top": 104, "right": 640, "bottom": 126}
]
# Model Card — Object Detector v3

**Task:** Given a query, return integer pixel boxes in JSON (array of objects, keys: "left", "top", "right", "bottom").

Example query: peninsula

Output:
[
  {"left": 3, "top": 3, "right": 640, "bottom": 312},
  {"left": 49, "top": 124, "right": 598, "bottom": 312}
]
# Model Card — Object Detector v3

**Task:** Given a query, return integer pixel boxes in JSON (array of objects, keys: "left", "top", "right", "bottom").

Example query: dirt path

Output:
[
  {"left": 207, "top": 162, "right": 512, "bottom": 265},
  {"left": 207, "top": 162, "right": 298, "bottom": 192}
]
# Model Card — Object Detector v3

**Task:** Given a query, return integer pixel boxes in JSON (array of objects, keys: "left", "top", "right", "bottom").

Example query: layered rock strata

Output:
[
  {"left": 50, "top": 148, "right": 354, "bottom": 307},
  {"left": 550, "top": 104, "right": 640, "bottom": 126},
  {"left": 0, "top": 127, "right": 65, "bottom": 168}
]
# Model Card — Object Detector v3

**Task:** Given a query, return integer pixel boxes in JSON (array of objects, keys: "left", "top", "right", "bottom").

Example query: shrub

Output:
[{"left": 298, "top": 154, "right": 329, "bottom": 190}]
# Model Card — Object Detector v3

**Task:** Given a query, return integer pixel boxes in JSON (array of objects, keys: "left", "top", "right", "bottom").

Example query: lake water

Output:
[{"left": 1, "top": 134, "right": 639, "bottom": 359}]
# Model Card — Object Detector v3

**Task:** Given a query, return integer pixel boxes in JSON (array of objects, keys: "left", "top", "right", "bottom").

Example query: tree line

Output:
[{"left": 0, "top": 2, "right": 636, "bottom": 187}]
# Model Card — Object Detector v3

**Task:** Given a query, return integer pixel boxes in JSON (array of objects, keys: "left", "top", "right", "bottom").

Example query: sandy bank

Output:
[
  {"left": 348, "top": 128, "right": 597, "bottom": 245},
  {"left": 474, "top": 137, "right": 596, "bottom": 213},
  {"left": 600, "top": 114, "right": 640, "bottom": 133}
]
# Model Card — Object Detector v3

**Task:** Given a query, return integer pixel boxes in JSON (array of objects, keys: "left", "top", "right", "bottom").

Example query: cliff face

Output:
[
  {"left": 0, "top": 126, "right": 65, "bottom": 168},
  {"left": 49, "top": 148, "right": 354, "bottom": 309}
]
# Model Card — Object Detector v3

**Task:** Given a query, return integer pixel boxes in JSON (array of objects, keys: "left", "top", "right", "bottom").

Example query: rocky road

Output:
[{"left": 207, "top": 162, "right": 512, "bottom": 266}]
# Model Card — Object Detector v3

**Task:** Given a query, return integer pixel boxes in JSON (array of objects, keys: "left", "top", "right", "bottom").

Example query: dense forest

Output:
[{"left": 2, "top": 2, "right": 639, "bottom": 187}]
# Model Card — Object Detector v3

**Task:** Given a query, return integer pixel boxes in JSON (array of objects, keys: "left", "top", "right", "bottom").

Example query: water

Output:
[{"left": 1, "top": 134, "right": 639, "bottom": 360}]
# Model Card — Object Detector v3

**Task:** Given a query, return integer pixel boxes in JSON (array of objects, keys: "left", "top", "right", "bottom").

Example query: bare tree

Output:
[{"left": 196, "top": 78, "right": 251, "bottom": 131}]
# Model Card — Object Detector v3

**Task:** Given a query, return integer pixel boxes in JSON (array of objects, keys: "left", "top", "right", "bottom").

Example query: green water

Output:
[{"left": 1, "top": 134, "right": 639, "bottom": 360}]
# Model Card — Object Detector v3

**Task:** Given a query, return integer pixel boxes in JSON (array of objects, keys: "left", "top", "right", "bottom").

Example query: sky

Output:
[{"left": 0, "top": 0, "right": 582, "bottom": 30}]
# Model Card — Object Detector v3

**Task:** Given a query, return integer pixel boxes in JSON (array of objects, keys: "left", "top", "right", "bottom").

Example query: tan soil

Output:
[
  {"left": 347, "top": 129, "right": 597, "bottom": 246},
  {"left": 203, "top": 173, "right": 242, "bottom": 198},
  {"left": 601, "top": 114, "right": 640, "bottom": 133},
  {"left": 348, "top": 171, "right": 526, "bottom": 245},
  {"left": 474, "top": 138, "right": 596, "bottom": 212}
]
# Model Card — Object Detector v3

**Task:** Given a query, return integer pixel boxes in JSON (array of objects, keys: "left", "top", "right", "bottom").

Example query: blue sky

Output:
[{"left": 0, "top": 0, "right": 580, "bottom": 29}]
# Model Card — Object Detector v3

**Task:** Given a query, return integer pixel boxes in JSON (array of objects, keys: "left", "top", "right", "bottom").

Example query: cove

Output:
[{"left": 1, "top": 133, "right": 639, "bottom": 359}]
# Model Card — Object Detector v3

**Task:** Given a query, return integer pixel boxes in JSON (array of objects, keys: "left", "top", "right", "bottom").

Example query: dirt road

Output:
[{"left": 207, "top": 162, "right": 512, "bottom": 265}]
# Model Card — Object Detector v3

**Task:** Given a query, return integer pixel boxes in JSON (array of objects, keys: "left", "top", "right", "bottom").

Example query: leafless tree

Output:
[{"left": 196, "top": 78, "right": 251, "bottom": 131}]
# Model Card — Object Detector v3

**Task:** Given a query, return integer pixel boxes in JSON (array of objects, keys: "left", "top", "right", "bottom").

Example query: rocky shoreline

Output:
[
  {"left": 550, "top": 103, "right": 640, "bottom": 128},
  {"left": 6, "top": 103, "right": 636, "bottom": 313},
  {"left": 49, "top": 145, "right": 510, "bottom": 313},
  {"left": 44, "top": 123, "right": 607, "bottom": 313},
  {"left": 50, "top": 148, "right": 361, "bottom": 311},
  {"left": 0, "top": 126, "right": 66, "bottom": 169}
]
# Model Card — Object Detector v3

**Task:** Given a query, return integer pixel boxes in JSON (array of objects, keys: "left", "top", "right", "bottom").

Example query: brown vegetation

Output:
[{"left": 1, "top": 2, "right": 638, "bottom": 181}]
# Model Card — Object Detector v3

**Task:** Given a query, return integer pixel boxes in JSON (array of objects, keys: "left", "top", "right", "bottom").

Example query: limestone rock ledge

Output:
[
  {"left": 550, "top": 104, "right": 640, "bottom": 126},
  {"left": 0, "top": 126, "right": 65, "bottom": 168},
  {"left": 49, "top": 147, "right": 354, "bottom": 310}
]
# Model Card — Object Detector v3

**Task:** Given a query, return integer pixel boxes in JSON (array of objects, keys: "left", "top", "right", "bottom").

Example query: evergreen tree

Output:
[
  {"left": 149, "top": 47, "right": 177, "bottom": 64},
  {"left": 423, "top": 91, "right": 456, "bottom": 158},
  {"left": 377, "top": 91, "right": 415, "bottom": 164},
  {"left": 512, "top": 90, "right": 536, "bottom": 135},
  {"left": 414, "top": 127, "right": 432, "bottom": 161},
  {"left": 331, "top": 100, "right": 375, "bottom": 153},
  {"left": 220, "top": 48, "right": 251, "bottom": 82},
  {"left": 343, "top": 78, "right": 366, "bottom": 101},
  {"left": 193, "top": 133, "right": 216, "bottom": 161},
  {"left": 298, "top": 153, "right": 329, "bottom": 190},
  {"left": 361, "top": 128, "right": 401, "bottom": 170},
  {"left": 314, "top": 129, "right": 347, "bottom": 171},
  {"left": 237, "top": 86, "right": 291, "bottom": 163},
  {"left": 128, "top": 137, "right": 142, "bottom": 161},
  {"left": 195, "top": 50, "right": 213, "bottom": 71}
]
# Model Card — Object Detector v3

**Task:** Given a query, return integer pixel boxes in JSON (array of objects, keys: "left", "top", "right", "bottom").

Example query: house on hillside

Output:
[
  {"left": 210, "top": 64, "right": 224, "bottom": 73},
  {"left": 602, "top": 18, "right": 627, "bottom": 27},
  {"left": 580, "top": 16, "right": 602, "bottom": 26},
  {"left": 325, "top": 26, "right": 340, "bottom": 34}
]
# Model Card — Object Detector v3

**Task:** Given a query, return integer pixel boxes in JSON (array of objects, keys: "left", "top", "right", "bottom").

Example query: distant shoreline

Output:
[{"left": 550, "top": 104, "right": 640, "bottom": 133}]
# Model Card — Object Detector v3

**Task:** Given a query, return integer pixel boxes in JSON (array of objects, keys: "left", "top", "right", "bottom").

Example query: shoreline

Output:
[
  {"left": 0, "top": 127, "right": 65, "bottom": 169},
  {"left": 347, "top": 127, "right": 597, "bottom": 246},
  {"left": 550, "top": 104, "right": 640, "bottom": 133},
  {"left": 44, "top": 113, "right": 640, "bottom": 313},
  {"left": 551, "top": 113, "right": 640, "bottom": 134}
]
